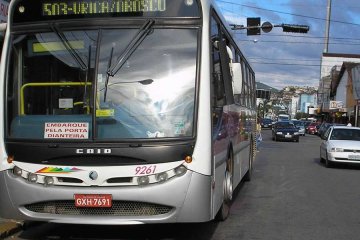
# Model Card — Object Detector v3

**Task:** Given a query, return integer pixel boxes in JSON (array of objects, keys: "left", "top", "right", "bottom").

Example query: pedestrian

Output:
[{"left": 256, "top": 119, "right": 262, "bottom": 152}]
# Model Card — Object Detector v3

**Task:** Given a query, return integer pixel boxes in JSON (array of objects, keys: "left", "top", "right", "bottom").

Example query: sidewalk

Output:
[{"left": 0, "top": 219, "right": 22, "bottom": 239}]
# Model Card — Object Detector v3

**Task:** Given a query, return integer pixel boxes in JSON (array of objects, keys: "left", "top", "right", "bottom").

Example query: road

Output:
[{"left": 7, "top": 130, "right": 360, "bottom": 240}]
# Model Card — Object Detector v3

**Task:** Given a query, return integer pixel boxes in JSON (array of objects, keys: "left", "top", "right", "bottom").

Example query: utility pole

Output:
[{"left": 324, "top": 0, "right": 332, "bottom": 53}]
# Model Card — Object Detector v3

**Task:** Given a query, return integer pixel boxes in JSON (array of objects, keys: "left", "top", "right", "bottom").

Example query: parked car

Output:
[
  {"left": 261, "top": 118, "right": 273, "bottom": 129},
  {"left": 272, "top": 121, "right": 300, "bottom": 142},
  {"left": 317, "top": 122, "right": 331, "bottom": 138},
  {"left": 320, "top": 126, "right": 360, "bottom": 167},
  {"left": 302, "top": 120, "right": 312, "bottom": 130},
  {"left": 292, "top": 120, "right": 306, "bottom": 136},
  {"left": 306, "top": 122, "right": 320, "bottom": 135}
]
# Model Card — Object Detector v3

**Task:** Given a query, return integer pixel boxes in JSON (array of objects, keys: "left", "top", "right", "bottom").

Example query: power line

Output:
[
  {"left": 249, "top": 61, "right": 342, "bottom": 68},
  {"left": 238, "top": 39, "right": 360, "bottom": 46},
  {"left": 234, "top": 31, "right": 360, "bottom": 42},
  {"left": 249, "top": 56, "right": 360, "bottom": 66},
  {"left": 248, "top": 57, "right": 320, "bottom": 62},
  {"left": 217, "top": 0, "right": 360, "bottom": 27}
]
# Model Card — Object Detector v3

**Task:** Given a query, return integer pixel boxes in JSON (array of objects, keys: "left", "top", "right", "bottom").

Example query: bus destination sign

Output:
[
  {"left": 12, "top": 0, "right": 200, "bottom": 23},
  {"left": 42, "top": 0, "right": 166, "bottom": 16}
]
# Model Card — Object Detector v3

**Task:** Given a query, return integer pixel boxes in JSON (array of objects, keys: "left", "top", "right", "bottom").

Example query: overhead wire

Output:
[
  {"left": 217, "top": 0, "right": 360, "bottom": 27},
  {"left": 215, "top": 0, "right": 360, "bottom": 75}
]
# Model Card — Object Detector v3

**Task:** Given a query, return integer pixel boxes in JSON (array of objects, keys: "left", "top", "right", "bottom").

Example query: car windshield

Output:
[
  {"left": 275, "top": 122, "right": 295, "bottom": 128},
  {"left": 262, "top": 119, "right": 272, "bottom": 123},
  {"left": 329, "top": 128, "right": 360, "bottom": 141},
  {"left": 293, "top": 121, "right": 304, "bottom": 127}
]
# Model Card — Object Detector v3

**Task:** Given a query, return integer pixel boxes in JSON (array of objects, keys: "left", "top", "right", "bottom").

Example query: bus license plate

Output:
[{"left": 74, "top": 194, "right": 112, "bottom": 208}]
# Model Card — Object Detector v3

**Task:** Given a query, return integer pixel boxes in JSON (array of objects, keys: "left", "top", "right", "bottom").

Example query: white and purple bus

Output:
[{"left": 0, "top": 0, "right": 256, "bottom": 224}]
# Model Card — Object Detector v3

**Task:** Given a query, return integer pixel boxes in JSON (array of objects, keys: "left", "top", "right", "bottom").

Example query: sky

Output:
[{"left": 215, "top": 0, "right": 360, "bottom": 90}]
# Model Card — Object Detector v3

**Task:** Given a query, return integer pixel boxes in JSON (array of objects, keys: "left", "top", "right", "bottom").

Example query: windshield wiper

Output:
[
  {"left": 107, "top": 19, "right": 155, "bottom": 77},
  {"left": 103, "top": 46, "right": 114, "bottom": 102},
  {"left": 50, "top": 24, "right": 88, "bottom": 70},
  {"left": 103, "top": 19, "right": 155, "bottom": 102}
]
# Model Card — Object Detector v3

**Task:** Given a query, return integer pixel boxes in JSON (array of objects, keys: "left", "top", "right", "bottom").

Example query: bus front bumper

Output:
[{"left": 0, "top": 170, "right": 212, "bottom": 224}]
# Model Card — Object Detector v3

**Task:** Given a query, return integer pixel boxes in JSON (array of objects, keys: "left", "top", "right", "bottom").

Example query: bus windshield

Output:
[{"left": 7, "top": 26, "right": 198, "bottom": 140}]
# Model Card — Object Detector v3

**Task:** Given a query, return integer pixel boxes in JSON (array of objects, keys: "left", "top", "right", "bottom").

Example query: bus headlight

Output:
[
  {"left": 156, "top": 172, "right": 168, "bottom": 183},
  {"left": 28, "top": 173, "right": 38, "bottom": 183},
  {"left": 13, "top": 166, "right": 22, "bottom": 177},
  {"left": 174, "top": 165, "right": 187, "bottom": 177},
  {"left": 44, "top": 176, "right": 55, "bottom": 186},
  {"left": 137, "top": 176, "right": 150, "bottom": 186}
]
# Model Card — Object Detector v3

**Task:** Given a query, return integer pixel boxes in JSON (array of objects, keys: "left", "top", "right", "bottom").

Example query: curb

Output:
[{"left": 0, "top": 221, "right": 23, "bottom": 239}]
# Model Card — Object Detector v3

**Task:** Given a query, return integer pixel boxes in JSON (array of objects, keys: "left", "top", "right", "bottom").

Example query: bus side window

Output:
[
  {"left": 210, "top": 15, "right": 225, "bottom": 133},
  {"left": 211, "top": 40, "right": 226, "bottom": 107}
]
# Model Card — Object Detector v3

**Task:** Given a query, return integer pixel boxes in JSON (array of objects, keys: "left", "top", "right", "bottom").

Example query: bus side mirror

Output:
[{"left": 232, "top": 62, "right": 242, "bottom": 94}]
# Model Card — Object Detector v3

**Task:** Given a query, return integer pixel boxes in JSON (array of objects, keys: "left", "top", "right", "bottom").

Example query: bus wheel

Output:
[{"left": 216, "top": 153, "right": 233, "bottom": 221}]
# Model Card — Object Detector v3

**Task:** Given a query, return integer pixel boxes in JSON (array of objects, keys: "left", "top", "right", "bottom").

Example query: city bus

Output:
[{"left": 0, "top": 0, "right": 257, "bottom": 224}]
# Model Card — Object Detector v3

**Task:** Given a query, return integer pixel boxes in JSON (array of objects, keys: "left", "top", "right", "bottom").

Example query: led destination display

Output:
[
  {"left": 12, "top": 0, "right": 200, "bottom": 23},
  {"left": 42, "top": 0, "right": 166, "bottom": 16}
]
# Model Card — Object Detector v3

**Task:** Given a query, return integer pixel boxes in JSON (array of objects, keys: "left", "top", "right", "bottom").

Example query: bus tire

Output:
[{"left": 215, "top": 151, "right": 233, "bottom": 221}]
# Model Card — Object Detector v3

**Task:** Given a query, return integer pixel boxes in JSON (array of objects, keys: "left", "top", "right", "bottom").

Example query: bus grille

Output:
[{"left": 25, "top": 201, "right": 173, "bottom": 216}]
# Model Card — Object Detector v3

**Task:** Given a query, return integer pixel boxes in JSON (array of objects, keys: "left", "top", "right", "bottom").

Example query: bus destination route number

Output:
[
  {"left": 74, "top": 194, "right": 112, "bottom": 208},
  {"left": 42, "top": 0, "right": 166, "bottom": 16}
]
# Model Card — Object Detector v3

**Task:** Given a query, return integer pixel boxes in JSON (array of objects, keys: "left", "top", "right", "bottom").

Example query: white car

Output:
[{"left": 320, "top": 126, "right": 360, "bottom": 167}]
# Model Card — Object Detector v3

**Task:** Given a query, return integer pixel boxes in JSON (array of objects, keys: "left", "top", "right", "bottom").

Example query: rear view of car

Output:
[
  {"left": 307, "top": 122, "right": 319, "bottom": 135},
  {"left": 261, "top": 118, "right": 273, "bottom": 129},
  {"left": 320, "top": 126, "right": 360, "bottom": 167}
]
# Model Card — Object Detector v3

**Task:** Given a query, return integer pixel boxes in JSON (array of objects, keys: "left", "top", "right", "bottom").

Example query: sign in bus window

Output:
[{"left": 32, "top": 41, "right": 85, "bottom": 53}]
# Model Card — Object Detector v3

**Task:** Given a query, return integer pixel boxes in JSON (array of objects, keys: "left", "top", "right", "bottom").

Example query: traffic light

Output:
[
  {"left": 281, "top": 24, "right": 309, "bottom": 33},
  {"left": 231, "top": 19, "right": 310, "bottom": 35},
  {"left": 247, "top": 17, "right": 260, "bottom": 35}
]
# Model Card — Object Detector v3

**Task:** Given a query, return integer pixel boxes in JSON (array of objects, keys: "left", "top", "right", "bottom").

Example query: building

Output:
[
  {"left": 318, "top": 53, "right": 360, "bottom": 121},
  {"left": 299, "top": 93, "right": 317, "bottom": 113},
  {"left": 330, "top": 62, "right": 360, "bottom": 126}
]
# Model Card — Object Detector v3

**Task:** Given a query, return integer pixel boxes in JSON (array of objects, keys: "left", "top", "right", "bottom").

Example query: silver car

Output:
[
  {"left": 320, "top": 126, "right": 360, "bottom": 167},
  {"left": 292, "top": 120, "right": 306, "bottom": 136}
]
